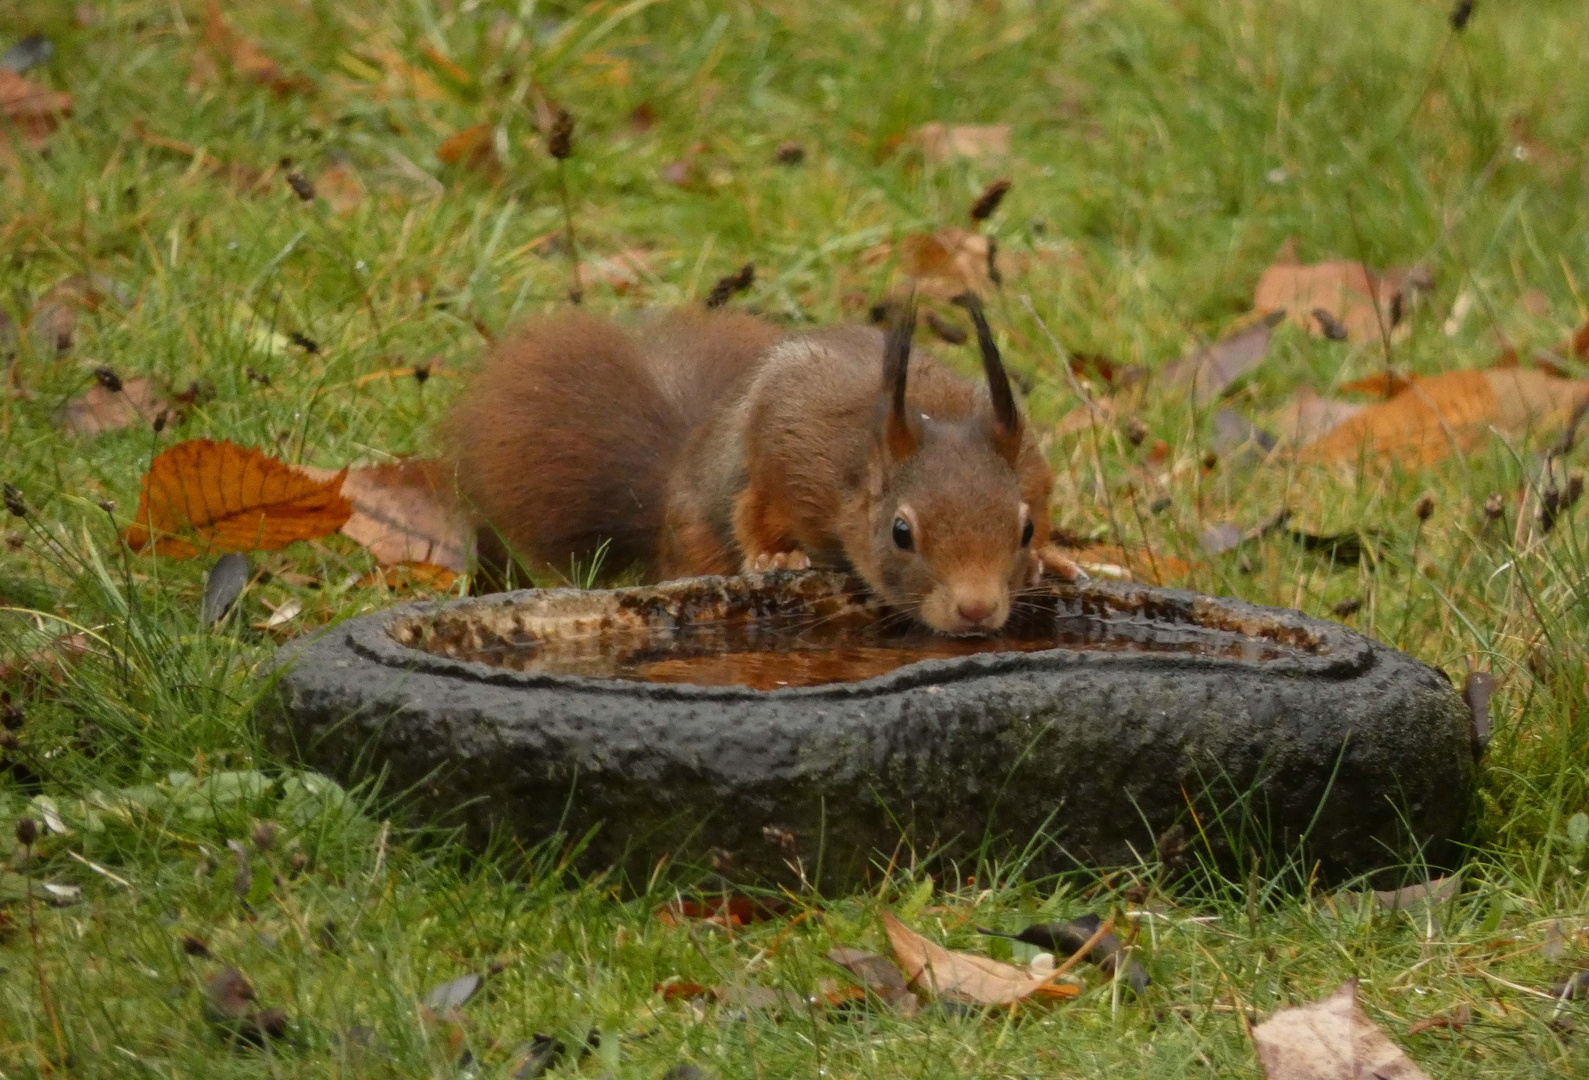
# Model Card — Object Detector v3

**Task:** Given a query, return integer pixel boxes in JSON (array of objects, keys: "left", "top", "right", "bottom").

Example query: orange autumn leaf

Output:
[
  {"left": 899, "top": 228, "right": 997, "bottom": 299},
  {"left": 1337, "top": 372, "right": 1413, "bottom": 398},
  {"left": 123, "top": 439, "right": 351, "bottom": 557},
  {"left": 1300, "top": 368, "right": 1589, "bottom": 467},
  {"left": 438, "top": 123, "right": 496, "bottom": 169}
]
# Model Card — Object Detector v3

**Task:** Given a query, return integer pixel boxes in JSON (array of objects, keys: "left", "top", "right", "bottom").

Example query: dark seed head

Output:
[
  {"left": 181, "top": 934, "right": 213, "bottom": 958},
  {"left": 1415, "top": 494, "right": 1436, "bottom": 521},
  {"left": 1450, "top": 0, "right": 1474, "bottom": 32},
  {"left": 1483, "top": 493, "right": 1505, "bottom": 521},
  {"left": 1332, "top": 596, "right": 1363, "bottom": 618},
  {"left": 2, "top": 702, "right": 23, "bottom": 730},
  {"left": 251, "top": 821, "right": 276, "bottom": 853},
  {"left": 97, "top": 499, "right": 116, "bottom": 514},
  {"left": 152, "top": 409, "right": 168, "bottom": 433},
  {"left": 774, "top": 140, "right": 805, "bottom": 165},
  {"left": 286, "top": 171, "right": 315, "bottom": 201},
  {"left": 413, "top": 362, "right": 431, "bottom": 385},
  {"left": 1124, "top": 416, "right": 1149, "bottom": 447},
  {"left": 0, "top": 729, "right": 18, "bottom": 751},
  {"left": 970, "top": 178, "right": 1012, "bottom": 222},
  {"left": 704, "top": 263, "right": 755, "bottom": 309},
  {"left": 1567, "top": 472, "right": 1584, "bottom": 509},
  {"left": 547, "top": 107, "right": 575, "bottom": 160},
  {"left": 93, "top": 365, "right": 122, "bottom": 392},
  {"left": 15, "top": 817, "right": 37, "bottom": 847},
  {"left": 3, "top": 483, "right": 25, "bottom": 518}
]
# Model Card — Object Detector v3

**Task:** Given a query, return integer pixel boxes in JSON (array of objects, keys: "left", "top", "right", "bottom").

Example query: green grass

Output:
[{"left": 4, "top": 0, "right": 1589, "bottom": 1075}]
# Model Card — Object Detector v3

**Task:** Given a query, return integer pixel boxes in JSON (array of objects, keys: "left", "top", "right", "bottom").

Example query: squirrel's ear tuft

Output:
[
  {"left": 879, "top": 292, "right": 920, "bottom": 461},
  {"left": 952, "top": 292, "right": 1021, "bottom": 466}
]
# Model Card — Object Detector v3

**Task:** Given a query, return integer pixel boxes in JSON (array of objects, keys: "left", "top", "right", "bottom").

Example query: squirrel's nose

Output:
[{"left": 956, "top": 598, "right": 997, "bottom": 626}]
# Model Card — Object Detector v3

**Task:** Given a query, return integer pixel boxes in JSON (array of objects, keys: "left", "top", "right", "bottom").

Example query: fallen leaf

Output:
[
  {"left": 1254, "top": 258, "right": 1403, "bottom": 342},
  {"left": 828, "top": 947, "right": 919, "bottom": 1014},
  {"left": 1271, "top": 387, "right": 1365, "bottom": 448},
  {"left": 2, "top": 35, "right": 54, "bottom": 74},
  {"left": 57, "top": 376, "right": 170, "bottom": 436},
  {"left": 201, "top": 0, "right": 308, "bottom": 96},
  {"left": 123, "top": 439, "right": 352, "bottom": 558},
  {"left": 656, "top": 979, "right": 709, "bottom": 1002},
  {"left": 0, "top": 631, "right": 91, "bottom": 687},
  {"left": 205, "top": 967, "right": 257, "bottom": 1020},
  {"left": 1407, "top": 1001, "right": 1472, "bottom": 1036},
  {"left": 881, "top": 910, "right": 1069, "bottom": 1005},
  {"left": 1059, "top": 544, "right": 1191, "bottom": 585},
  {"left": 1338, "top": 372, "right": 1414, "bottom": 398},
  {"left": 580, "top": 248, "right": 653, "bottom": 295},
  {"left": 0, "top": 68, "right": 72, "bottom": 151},
  {"left": 358, "top": 562, "right": 458, "bottom": 592},
  {"left": 899, "top": 228, "right": 997, "bottom": 299},
  {"left": 202, "top": 553, "right": 250, "bottom": 626},
  {"left": 1162, "top": 312, "right": 1284, "bottom": 405},
  {"left": 979, "top": 914, "right": 1151, "bottom": 995},
  {"left": 1300, "top": 368, "right": 1589, "bottom": 467},
  {"left": 656, "top": 895, "right": 784, "bottom": 928},
  {"left": 912, "top": 122, "right": 1011, "bottom": 164},
  {"left": 438, "top": 123, "right": 496, "bottom": 170},
  {"left": 423, "top": 972, "right": 483, "bottom": 1010},
  {"left": 1253, "top": 979, "right": 1430, "bottom": 1080},
  {"left": 1372, "top": 875, "right": 1460, "bottom": 912},
  {"left": 315, "top": 161, "right": 366, "bottom": 214},
  {"left": 306, "top": 460, "right": 471, "bottom": 571},
  {"left": 255, "top": 596, "right": 302, "bottom": 631},
  {"left": 26, "top": 273, "right": 131, "bottom": 356}
]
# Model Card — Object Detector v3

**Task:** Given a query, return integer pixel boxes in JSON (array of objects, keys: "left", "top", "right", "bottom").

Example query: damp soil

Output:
[{"left": 430, "top": 593, "right": 1323, "bottom": 690}]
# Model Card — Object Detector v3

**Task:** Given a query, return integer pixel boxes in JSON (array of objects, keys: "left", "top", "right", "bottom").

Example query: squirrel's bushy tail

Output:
[{"left": 446, "top": 309, "right": 776, "bottom": 578}]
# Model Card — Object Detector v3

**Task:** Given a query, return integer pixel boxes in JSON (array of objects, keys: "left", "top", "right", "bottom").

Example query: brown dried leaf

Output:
[
  {"left": 1407, "top": 1001, "right": 1472, "bottom": 1036},
  {"left": 315, "top": 161, "right": 366, "bottom": 214},
  {"left": 123, "top": 439, "right": 352, "bottom": 557},
  {"left": 338, "top": 460, "right": 471, "bottom": 571},
  {"left": 1271, "top": 387, "right": 1365, "bottom": 448},
  {"left": 438, "top": 123, "right": 496, "bottom": 170},
  {"left": 1254, "top": 980, "right": 1430, "bottom": 1080},
  {"left": 913, "top": 122, "right": 1010, "bottom": 164},
  {"left": 899, "top": 228, "right": 996, "bottom": 299},
  {"left": 57, "top": 376, "right": 170, "bottom": 436},
  {"left": 27, "top": 274, "right": 130, "bottom": 356},
  {"left": 202, "top": 0, "right": 308, "bottom": 96},
  {"left": 1301, "top": 368, "right": 1589, "bottom": 466},
  {"left": 1161, "top": 313, "right": 1283, "bottom": 405},
  {"left": 1254, "top": 258, "right": 1402, "bottom": 342},
  {"left": 1372, "top": 874, "right": 1460, "bottom": 912},
  {"left": 0, "top": 69, "right": 72, "bottom": 149},
  {"left": 828, "top": 947, "right": 918, "bottom": 1014},
  {"left": 881, "top": 910, "right": 1060, "bottom": 1005},
  {"left": 0, "top": 632, "right": 91, "bottom": 687},
  {"left": 359, "top": 563, "right": 459, "bottom": 592}
]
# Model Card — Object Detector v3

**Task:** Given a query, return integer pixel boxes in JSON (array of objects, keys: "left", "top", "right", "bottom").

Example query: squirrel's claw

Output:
[
  {"left": 745, "top": 549, "right": 812, "bottom": 574},
  {"left": 1034, "top": 544, "right": 1089, "bottom": 583}
]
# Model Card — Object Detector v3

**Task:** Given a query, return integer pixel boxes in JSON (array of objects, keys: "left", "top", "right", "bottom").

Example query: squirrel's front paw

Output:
[
  {"left": 1033, "top": 544, "right": 1089, "bottom": 583},
  {"left": 745, "top": 549, "right": 812, "bottom": 574}
]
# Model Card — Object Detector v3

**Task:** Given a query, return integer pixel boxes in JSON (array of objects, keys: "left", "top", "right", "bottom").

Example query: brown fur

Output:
[
  {"left": 447, "top": 308, "right": 1061, "bottom": 633},
  {"left": 446, "top": 309, "right": 779, "bottom": 577}
]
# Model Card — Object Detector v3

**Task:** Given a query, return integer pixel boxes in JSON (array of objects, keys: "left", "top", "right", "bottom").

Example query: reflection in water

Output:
[{"left": 429, "top": 596, "right": 1315, "bottom": 690}]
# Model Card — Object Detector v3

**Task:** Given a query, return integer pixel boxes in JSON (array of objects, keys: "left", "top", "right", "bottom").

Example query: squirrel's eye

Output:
[
  {"left": 1021, "top": 518, "right": 1035, "bottom": 547},
  {"left": 892, "top": 517, "right": 914, "bottom": 551}
]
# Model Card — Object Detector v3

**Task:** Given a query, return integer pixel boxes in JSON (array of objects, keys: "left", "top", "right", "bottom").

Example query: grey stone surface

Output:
[{"left": 262, "top": 572, "right": 1474, "bottom": 889}]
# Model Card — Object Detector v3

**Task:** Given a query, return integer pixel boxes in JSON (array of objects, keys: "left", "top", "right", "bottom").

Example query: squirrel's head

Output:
[{"left": 853, "top": 295, "right": 1046, "bottom": 636}]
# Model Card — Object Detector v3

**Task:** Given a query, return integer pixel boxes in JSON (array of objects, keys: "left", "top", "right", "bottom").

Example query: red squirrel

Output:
[{"left": 445, "top": 296, "right": 1081, "bottom": 635}]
